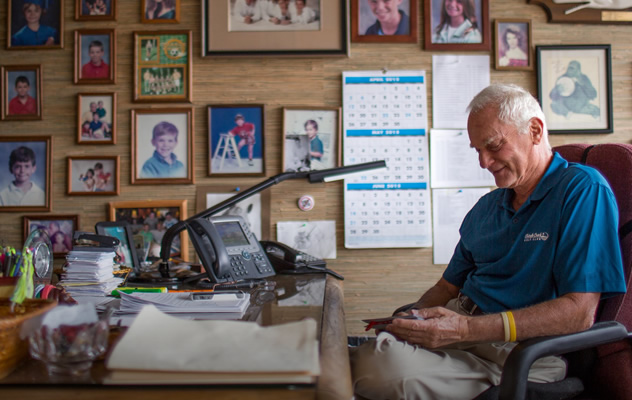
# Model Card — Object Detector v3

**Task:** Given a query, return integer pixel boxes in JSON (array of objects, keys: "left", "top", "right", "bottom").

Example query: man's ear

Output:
[{"left": 529, "top": 117, "right": 544, "bottom": 145}]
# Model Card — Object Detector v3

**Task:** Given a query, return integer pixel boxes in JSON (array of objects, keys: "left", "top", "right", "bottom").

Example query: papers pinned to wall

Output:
[{"left": 276, "top": 220, "right": 336, "bottom": 259}]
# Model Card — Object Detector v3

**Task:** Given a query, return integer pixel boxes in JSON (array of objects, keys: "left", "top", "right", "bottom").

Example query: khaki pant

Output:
[{"left": 349, "top": 299, "right": 567, "bottom": 400}]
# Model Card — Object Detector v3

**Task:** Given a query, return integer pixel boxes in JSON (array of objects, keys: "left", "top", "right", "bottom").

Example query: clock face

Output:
[{"left": 32, "top": 241, "right": 52, "bottom": 279}]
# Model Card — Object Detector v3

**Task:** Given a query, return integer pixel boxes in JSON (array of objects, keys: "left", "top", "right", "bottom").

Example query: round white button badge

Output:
[{"left": 298, "top": 195, "right": 315, "bottom": 211}]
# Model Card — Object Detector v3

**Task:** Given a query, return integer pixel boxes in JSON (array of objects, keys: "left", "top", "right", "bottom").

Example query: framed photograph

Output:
[
  {"left": 67, "top": 155, "right": 119, "bottom": 195},
  {"left": 208, "top": 104, "right": 266, "bottom": 177},
  {"left": 424, "top": 0, "right": 490, "bottom": 51},
  {"left": 24, "top": 215, "right": 79, "bottom": 258},
  {"left": 131, "top": 108, "right": 194, "bottom": 184},
  {"left": 1, "top": 65, "right": 42, "bottom": 121},
  {"left": 196, "top": 185, "right": 271, "bottom": 241},
  {"left": 8, "top": 0, "right": 63, "bottom": 49},
  {"left": 133, "top": 30, "right": 192, "bottom": 102},
  {"left": 282, "top": 107, "right": 341, "bottom": 172},
  {"left": 494, "top": 19, "right": 532, "bottom": 71},
  {"left": 108, "top": 199, "right": 189, "bottom": 261},
  {"left": 141, "top": 0, "right": 180, "bottom": 23},
  {"left": 0, "top": 136, "right": 51, "bottom": 212},
  {"left": 203, "top": 0, "right": 348, "bottom": 56},
  {"left": 77, "top": 93, "right": 116, "bottom": 144},
  {"left": 74, "top": 29, "right": 116, "bottom": 84},
  {"left": 75, "top": 0, "right": 116, "bottom": 20},
  {"left": 95, "top": 221, "right": 140, "bottom": 270},
  {"left": 537, "top": 44, "right": 613, "bottom": 134},
  {"left": 352, "top": 0, "right": 417, "bottom": 43}
]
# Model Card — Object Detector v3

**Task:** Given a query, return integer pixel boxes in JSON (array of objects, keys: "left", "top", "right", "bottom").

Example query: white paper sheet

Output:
[
  {"left": 276, "top": 220, "right": 336, "bottom": 259},
  {"left": 430, "top": 129, "right": 495, "bottom": 188},
  {"left": 432, "top": 55, "right": 490, "bottom": 129},
  {"left": 432, "top": 188, "right": 490, "bottom": 265}
]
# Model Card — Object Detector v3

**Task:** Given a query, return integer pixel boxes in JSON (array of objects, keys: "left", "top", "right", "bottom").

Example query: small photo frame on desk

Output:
[
  {"left": 351, "top": 0, "right": 417, "bottom": 43},
  {"left": 95, "top": 221, "right": 140, "bottom": 271},
  {"left": 24, "top": 215, "right": 79, "bottom": 258},
  {"left": 77, "top": 93, "right": 116, "bottom": 144},
  {"left": 76, "top": 0, "right": 116, "bottom": 20},
  {"left": 8, "top": 0, "right": 64, "bottom": 50},
  {"left": 67, "top": 155, "right": 119, "bottom": 195},
  {"left": 74, "top": 29, "right": 116, "bottom": 84},
  {"left": 1, "top": 65, "right": 42, "bottom": 121},
  {"left": 108, "top": 199, "right": 189, "bottom": 261},
  {"left": 0, "top": 136, "right": 52, "bottom": 212},
  {"left": 424, "top": 0, "right": 490, "bottom": 51}
]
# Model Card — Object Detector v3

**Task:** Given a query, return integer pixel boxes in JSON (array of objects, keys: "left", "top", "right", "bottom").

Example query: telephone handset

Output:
[
  {"left": 260, "top": 240, "right": 344, "bottom": 280},
  {"left": 187, "top": 216, "right": 275, "bottom": 283}
]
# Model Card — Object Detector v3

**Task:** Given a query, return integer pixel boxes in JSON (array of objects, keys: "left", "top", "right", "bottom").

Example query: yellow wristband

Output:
[
  {"left": 506, "top": 311, "right": 517, "bottom": 342},
  {"left": 500, "top": 312, "right": 510, "bottom": 342}
]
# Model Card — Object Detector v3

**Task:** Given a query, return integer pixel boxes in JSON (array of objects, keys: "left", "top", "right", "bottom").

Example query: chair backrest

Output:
[{"left": 554, "top": 143, "right": 632, "bottom": 330}]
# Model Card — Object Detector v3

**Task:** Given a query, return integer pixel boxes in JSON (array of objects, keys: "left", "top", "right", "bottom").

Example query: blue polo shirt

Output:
[
  {"left": 444, "top": 153, "right": 626, "bottom": 313},
  {"left": 141, "top": 151, "right": 185, "bottom": 178},
  {"left": 364, "top": 10, "right": 410, "bottom": 36}
]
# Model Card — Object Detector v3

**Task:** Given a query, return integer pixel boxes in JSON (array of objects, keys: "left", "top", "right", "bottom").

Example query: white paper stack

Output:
[
  {"left": 59, "top": 249, "right": 124, "bottom": 297},
  {"left": 118, "top": 291, "right": 250, "bottom": 315}
]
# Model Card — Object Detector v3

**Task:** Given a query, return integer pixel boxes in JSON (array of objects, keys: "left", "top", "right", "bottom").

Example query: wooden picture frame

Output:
[
  {"left": 202, "top": 0, "right": 349, "bottom": 56},
  {"left": 67, "top": 155, "right": 120, "bottom": 195},
  {"left": 133, "top": 30, "right": 192, "bottom": 103},
  {"left": 131, "top": 108, "right": 194, "bottom": 185},
  {"left": 423, "top": 0, "right": 491, "bottom": 51},
  {"left": 494, "top": 19, "right": 532, "bottom": 71},
  {"left": 75, "top": 0, "right": 116, "bottom": 21},
  {"left": 0, "top": 136, "right": 52, "bottom": 212},
  {"left": 351, "top": 0, "right": 417, "bottom": 43},
  {"left": 208, "top": 104, "right": 266, "bottom": 177},
  {"left": 195, "top": 185, "right": 271, "bottom": 241},
  {"left": 23, "top": 215, "right": 79, "bottom": 258},
  {"left": 77, "top": 92, "right": 116, "bottom": 144},
  {"left": 108, "top": 199, "right": 189, "bottom": 261},
  {"left": 537, "top": 44, "right": 613, "bottom": 134},
  {"left": 282, "top": 106, "right": 342, "bottom": 172},
  {"left": 1, "top": 65, "right": 42, "bottom": 121},
  {"left": 74, "top": 29, "right": 116, "bottom": 84},
  {"left": 141, "top": 0, "right": 180, "bottom": 23},
  {"left": 7, "top": 0, "right": 64, "bottom": 49}
]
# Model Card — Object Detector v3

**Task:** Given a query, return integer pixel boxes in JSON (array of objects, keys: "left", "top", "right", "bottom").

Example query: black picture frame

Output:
[{"left": 95, "top": 221, "right": 141, "bottom": 271}]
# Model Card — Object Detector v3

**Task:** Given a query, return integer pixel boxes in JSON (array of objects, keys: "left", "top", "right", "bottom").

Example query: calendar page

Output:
[{"left": 342, "top": 71, "right": 431, "bottom": 248}]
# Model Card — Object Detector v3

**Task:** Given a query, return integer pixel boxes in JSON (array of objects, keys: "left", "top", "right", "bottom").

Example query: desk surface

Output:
[{"left": 0, "top": 275, "right": 353, "bottom": 400}]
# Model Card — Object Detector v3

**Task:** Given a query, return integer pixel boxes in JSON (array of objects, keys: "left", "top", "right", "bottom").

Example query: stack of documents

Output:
[
  {"left": 106, "top": 305, "right": 320, "bottom": 385},
  {"left": 58, "top": 249, "right": 124, "bottom": 297},
  {"left": 117, "top": 291, "right": 250, "bottom": 316}
]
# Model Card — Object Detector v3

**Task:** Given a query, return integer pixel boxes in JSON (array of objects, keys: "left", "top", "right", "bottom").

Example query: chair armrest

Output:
[{"left": 499, "top": 321, "right": 629, "bottom": 400}]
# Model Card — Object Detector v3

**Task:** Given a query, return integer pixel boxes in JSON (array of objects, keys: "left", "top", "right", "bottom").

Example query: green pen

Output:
[{"left": 111, "top": 287, "right": 168, "bottom": 297}]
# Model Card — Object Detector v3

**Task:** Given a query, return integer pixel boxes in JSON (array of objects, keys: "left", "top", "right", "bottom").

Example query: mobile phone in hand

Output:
[{"left": 362, "top": 314, "right": 424, "bottom": 331}]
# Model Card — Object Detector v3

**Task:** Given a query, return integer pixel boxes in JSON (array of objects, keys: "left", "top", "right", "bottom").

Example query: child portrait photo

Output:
[
  {"left": 76, "top": 0, "right": 115, "bottom": 20},
  {"left": 495, "top": 19, "right": 531, "bottom": 70},
  {"left": 132, "top": 108, "right": 194, "bottom": 184},
  {"left": 142, "top": 0, "right": 180, "bottom": 23},
  {"left": 74, "top": 29, "right": 116, "bottom": 84},
  {"left": 8, "top": 0, "right": 63, "bottom": 49},
  {"left": 2, "top": 65, "right": 42, "bottom": 121},
  {"left": 354, "top": 0, "right": 416, "bottom": 43},
  {"left": 68, "top": 156, "right": 119, "bottom": 195},
  {"left": 0, "top": 136, "right": 51, "bottom": 212},
  {"left": 24, "top": 215, "right": 78, "bottom": 257},
  {"left": 77, "top": 93, "right": 116, "bottom": 143},
  {"left": 283, "top": 107, "right": 340, "bottom": 172},
  {"left": 229, "top": 0, "right": 320, "bottom": 32},
  {"left": 208, "top": 104, "right": 266, "bottom": 176}
]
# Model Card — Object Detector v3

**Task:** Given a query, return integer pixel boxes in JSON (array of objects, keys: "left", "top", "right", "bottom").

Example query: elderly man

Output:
[{"left": 350, "top": 84, "right": 626, "bottom": 399}]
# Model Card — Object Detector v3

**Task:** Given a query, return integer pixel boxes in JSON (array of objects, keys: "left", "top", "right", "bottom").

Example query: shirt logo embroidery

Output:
[{"left": 524, "top": 232, "right": 549, "bottom": 242}]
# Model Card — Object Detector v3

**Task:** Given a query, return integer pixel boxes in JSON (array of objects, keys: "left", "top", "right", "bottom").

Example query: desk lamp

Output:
[{"left": 154, "top": 160, "right": 387, "bottom": 283}]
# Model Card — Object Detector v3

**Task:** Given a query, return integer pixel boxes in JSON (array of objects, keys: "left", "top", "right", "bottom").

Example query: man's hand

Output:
[{"left": 386, "top": 307, "right": 470, "bottom": 348}]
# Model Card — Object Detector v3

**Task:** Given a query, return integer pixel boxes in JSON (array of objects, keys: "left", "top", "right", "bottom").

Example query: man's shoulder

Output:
[{"left": 560, "top": 161, "right": 610, "bottom": 188}]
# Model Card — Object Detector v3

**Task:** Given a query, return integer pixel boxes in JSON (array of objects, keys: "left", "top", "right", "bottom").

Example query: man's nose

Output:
[{"left": 479, "top": 151, "right": 493, "bottom": 169}]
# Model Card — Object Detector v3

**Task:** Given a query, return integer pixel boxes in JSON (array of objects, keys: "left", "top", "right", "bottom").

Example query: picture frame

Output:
[
  {"left": 195, "top": 185, "right": 271, "bottom": 241},
  {"left": 133, "top": 30, "right": 192, "bottom": 103},
  {"left": 8, "top": 0, "right": 64, "bottom": 50},
  {"left": 76, "top": 92, "right": 116, "bottom": 144},
  {"left": 95, "top": 221, "right": 141, "bottom": 270},
  {"left": 24, "top": 215, "right": 79, "bottom": 258},
  {"left": 67, "top": 155, "right": 120, "bottom": 195},
  {"left": 494, "top": 19, "right": 532, "bottom": 71},
  {"left": 74, "top": 29, "right": 116, "bottom": 84},
  {"left": 75, "top": 0, "right": 116, "bottom": 21},
  {"left": 131, "top": 108, "right": 194, "bottom": 185},
  {"left": 108, "top": 199, "right": 189, "bottom": 261},
  {"left": 351, "top": 0, "right": 417, "bottom": 43},
  {"left": 537, "top": 44, "right": 613, "bottom": 134},
  {"left": 423, "top": 0, "right": 491, "bottom": 51},
  {"left": 141, "top": 0, "right": 180, "bottom": 23},
  {"left": 208, "top": 104, "right": 266, "bottom": 177},
  {"left": 1, "top": 65, "right": 42, "bottom": 121},
  {"left": 282, "top": 106, "right": 342, "bottom": 172},
  {"left": 0, "top": 136, "right": 52, "bottom": 212},
  {"left": 202, "top": 0, "right": 349, "bottom": 56}
]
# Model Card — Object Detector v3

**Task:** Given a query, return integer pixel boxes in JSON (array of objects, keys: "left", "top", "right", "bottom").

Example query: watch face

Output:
[{"left": 32, "top": 241, "right": 52, "bottom": 278}]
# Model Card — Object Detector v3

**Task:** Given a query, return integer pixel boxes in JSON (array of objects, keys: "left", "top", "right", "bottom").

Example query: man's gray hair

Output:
[{"left": 467, "top": 84, "right": 548, "bottom": 138}]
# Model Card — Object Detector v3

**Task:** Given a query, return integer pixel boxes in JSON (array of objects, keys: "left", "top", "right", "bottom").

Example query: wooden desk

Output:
[{"left": 0, "top": 275, "right": 353, "bottom": 400}]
